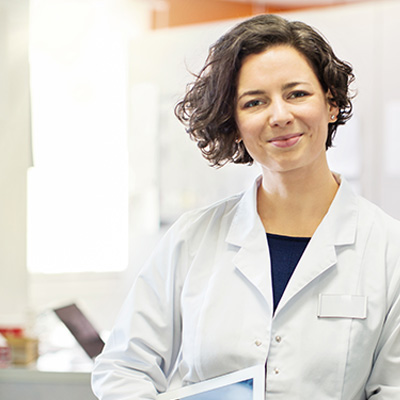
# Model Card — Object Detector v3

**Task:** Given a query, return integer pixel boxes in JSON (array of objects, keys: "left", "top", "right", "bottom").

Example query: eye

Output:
[
  {"left": 288, "top": 91, "right": 309, "bottom": 100},
  {"left": 243, "top": 99, "right": 263, "bottom": 108}
]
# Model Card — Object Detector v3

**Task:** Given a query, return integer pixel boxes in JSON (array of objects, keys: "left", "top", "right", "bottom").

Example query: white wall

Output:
[
  {"left": 0, "top": 0, "right": 31, "bottom": 326},
  {"left": 379, "top": 1, "right": 400, "bottom": 217}
]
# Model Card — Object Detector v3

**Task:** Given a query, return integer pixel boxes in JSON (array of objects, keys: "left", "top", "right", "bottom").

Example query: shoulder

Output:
[
  {"left": 143, "top": 191, "right": 246, "bottom": 279},
  {"left": 334, "top": 177, "right": 400, "bottom": 266},
  {"left": 169, "top": 191, "right": 245, "bottom": 241},
  {"left": 355, "top": 194, "right": 400, "bottom": 282},
  {"left": 338, "top": 176, "right": 400, "bottom": 237},
  {"left": 357, "top": 195, "right": 400, "bottom": 238}
]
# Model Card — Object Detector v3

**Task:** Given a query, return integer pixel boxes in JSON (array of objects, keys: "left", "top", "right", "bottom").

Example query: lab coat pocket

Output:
[{"left": 317, "top": 294, "right": 367, "bottom": 319}]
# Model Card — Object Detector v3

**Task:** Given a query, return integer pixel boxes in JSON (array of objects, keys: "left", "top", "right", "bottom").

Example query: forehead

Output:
[{"left": 237, "top": 45, "right": 319, "bottom": 88}]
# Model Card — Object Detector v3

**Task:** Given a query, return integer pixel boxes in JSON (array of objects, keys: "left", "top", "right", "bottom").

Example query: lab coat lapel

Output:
[
  {"left": 226, "top": 177, "right": 274, "bottom": 313},
  {"left": 275, "top": 177, "right": 359, "bottom": 314}
]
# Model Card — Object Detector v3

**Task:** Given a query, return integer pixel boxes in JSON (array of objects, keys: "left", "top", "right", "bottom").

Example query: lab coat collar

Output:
[
  {"left": 276, "top": 174, "right": 359, "bottom": 313},
  {"left": 226, "top": 173, "right": 359, "bottom": 314},
  {"left": 225, "top": 175, "right": 264, "bottom": 247},
  {"left": 302, "top": 172, "right": 359, "bottom": 247},
  {"left": 226, "top": 174, "right": 358, "bottom": 247},
  {"left": 226, "top": 176, "right": 273, "bottom": 313},
  {"left": 318, "top": 173, "right": 358, "bottom": 246}
]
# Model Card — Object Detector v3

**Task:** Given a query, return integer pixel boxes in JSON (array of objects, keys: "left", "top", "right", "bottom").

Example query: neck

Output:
[{"left": 257, "top": 163, "right": 339, "bottom": 237}]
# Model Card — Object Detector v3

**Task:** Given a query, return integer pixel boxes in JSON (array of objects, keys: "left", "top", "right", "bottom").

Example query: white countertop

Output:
[{"left": 0, "top": 348, "right": 94, "bottom": 383}]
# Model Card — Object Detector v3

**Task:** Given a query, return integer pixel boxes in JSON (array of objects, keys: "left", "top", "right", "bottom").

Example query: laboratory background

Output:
[{"left": 1, "top": 0, "right": 400, "bottom": 398}]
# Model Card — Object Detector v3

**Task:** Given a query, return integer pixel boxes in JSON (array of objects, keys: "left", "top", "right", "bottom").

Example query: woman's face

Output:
[{"left": 235, "top": 45, "right": 338, "bottom": 176}]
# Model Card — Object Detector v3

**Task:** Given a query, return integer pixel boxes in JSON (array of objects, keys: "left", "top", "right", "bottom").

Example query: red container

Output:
[{"left": 0, "top": 327, "right": 24, "bottom": 338}]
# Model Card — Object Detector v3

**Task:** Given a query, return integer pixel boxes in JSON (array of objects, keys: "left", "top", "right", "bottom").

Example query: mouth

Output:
[{"left": 268, "top": 133, "right": 303, "bottom": 148}]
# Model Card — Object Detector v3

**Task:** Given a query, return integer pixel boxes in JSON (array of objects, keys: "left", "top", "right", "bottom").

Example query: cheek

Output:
[
  {"left": 236, "top": 113, "right": 266, "bottom": 138},
  {"left": 305, "top": 107, "right": 330, "bottom": 134}
]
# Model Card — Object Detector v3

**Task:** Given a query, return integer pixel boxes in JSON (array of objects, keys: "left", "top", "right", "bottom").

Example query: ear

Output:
[
  {"left": 328, "top": 105, "right": 339, "bottom": 123},
  {"left": 326, "top": 91, "right": 339, "bottom": 123}
]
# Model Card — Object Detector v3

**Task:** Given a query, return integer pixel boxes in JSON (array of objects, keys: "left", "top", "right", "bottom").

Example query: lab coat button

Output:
[
  {"left": 255, "top": 340, "right": 262, "bottom": 347},
  {"left": 274, "top": 368, "right": 280, "bottom": 375},
  {"left": 275, "top": 336, "right": 282, "bottom": 343}
]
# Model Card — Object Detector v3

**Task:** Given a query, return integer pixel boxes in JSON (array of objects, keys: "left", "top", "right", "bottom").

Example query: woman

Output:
[{"left": 92, "top": 14, "right": 400, "bottom": 399}]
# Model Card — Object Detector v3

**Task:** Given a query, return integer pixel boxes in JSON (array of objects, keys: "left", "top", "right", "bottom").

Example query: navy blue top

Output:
[{"left": 267, "top": 233, "right": 311, "bottom": 311}]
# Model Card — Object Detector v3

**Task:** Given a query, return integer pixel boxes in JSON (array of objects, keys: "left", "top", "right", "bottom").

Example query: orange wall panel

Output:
[
  {"left": 151, "top": 0, "right": 370, "bottom": 29},
  {"left": 152, "top": 0, "right": 299, "bottom": 29},
  {"left": 169, "top": 0, "right": 253, "bottom": 26}
]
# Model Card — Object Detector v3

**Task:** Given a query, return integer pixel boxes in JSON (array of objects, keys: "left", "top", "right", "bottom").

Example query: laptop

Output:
[
  {"left": 157, "top": 364, "right": 266, "bottom": 400},
  {"left": 53, "top": 303, "right": 105, "bottom": 359}
]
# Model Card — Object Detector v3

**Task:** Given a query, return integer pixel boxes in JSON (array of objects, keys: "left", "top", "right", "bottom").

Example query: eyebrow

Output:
[
  {"left": 237, "top": 89, "right": 265, "bottom": 101},
  {"left": 237, "top": 81, "right": 310, "bottom": 101},
  {"left": 282, "top": 81, "right": 308, "bottom": 90}
]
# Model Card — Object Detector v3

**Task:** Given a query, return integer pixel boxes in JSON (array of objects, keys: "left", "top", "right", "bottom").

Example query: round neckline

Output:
[{"left": 266, "top": 232, "right": 311, "bottom": 241}]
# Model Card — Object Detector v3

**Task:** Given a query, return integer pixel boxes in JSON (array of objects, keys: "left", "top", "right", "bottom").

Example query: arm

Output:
[
  {"left": 365, "top": 258, "right": 400, "bottom": 398},
  {"left": 91, "top": 222, "right": 190, "bottom": 400}
]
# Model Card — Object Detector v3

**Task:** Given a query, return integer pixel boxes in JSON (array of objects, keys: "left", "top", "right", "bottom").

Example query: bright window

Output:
[{"left": 27, "top": 0, "right": 129, "bottom": 273}]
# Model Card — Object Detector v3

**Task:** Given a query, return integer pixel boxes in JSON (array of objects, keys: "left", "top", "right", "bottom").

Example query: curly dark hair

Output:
[{"left": 175, "top": 14, "right": 355, "bottom": 167}]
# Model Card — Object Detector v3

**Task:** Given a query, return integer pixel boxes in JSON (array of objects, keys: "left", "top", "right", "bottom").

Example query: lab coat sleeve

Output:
[
  {"left": 91, "top": 216, "right": 191, "bottom": 400},
  {"left": 365, "top": 256, "right": 400, "bottom": 398}
]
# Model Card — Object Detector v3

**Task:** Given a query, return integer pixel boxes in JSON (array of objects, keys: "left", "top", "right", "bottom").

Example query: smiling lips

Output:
[{"left": 268, "top": 133, "right": 303, "bottom": 148}]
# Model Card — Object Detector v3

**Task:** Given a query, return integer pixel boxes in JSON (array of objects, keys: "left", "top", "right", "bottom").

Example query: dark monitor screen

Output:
[{"left": 54, "top": 303, "right": 105, "bottom": 359}]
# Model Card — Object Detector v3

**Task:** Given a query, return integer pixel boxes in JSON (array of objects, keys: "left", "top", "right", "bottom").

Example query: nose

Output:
[{"left": 268, "top": 99, "right": 294, "bottom": 128}]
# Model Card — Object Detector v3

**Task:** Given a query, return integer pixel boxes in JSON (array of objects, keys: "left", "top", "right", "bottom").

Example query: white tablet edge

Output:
[{"left": 156, "top": 364, "right": 265, "bottom": 400}]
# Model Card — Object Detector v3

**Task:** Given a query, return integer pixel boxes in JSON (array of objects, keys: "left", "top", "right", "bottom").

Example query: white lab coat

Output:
[{"left": 92, "top": 176, "right": 400, "bottom": 399}]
